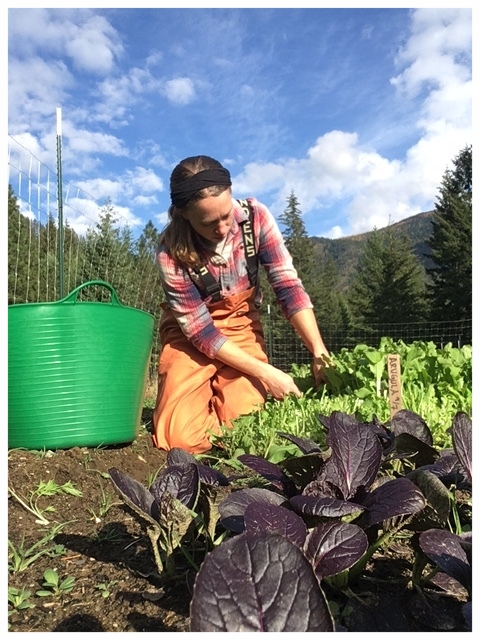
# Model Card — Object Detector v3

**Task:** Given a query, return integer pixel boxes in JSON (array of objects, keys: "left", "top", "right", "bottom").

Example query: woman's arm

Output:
[
  {"left": 216, "top": 340, "right": 302, "bottom": 400},
  {"left": 289, "top": 308, "right": 332, "bottom": 385}
]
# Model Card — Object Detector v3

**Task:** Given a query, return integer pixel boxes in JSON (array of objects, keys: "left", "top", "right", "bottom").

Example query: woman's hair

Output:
[{"left": 159, "top": 155, "right": 231, "bottom": 268}]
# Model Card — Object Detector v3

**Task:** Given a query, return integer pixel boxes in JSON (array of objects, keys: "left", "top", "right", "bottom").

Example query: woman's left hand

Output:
[{"left": 312, "top": 353, "right": 333, "bottom": 387}]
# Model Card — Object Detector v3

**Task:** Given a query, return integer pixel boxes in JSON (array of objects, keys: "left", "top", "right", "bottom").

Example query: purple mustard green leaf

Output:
[
  {"left": 277, "top": 431, "right": 322, "bottom": 454},
  {"left": 324, "top": 411, "right": 383, "bottom": 500},
  {"left": 364, "top": 414, "right": 395, "bottom": 454},
  {"left": 391, "top": 409, "right": 433, "bottom": 445},
  {"left": 166, "top": 447, "right": 196, "bottom": 466},
  {"left": 149, "top": 463, "right": 200, "bottom": 510},
  {"left": 279, "top": 453, "right": 327, "bottom": 490},
  {"left": 303, "top": 475, "right": 342, "bottom": 499},
  {"left": 108, "top": 467, "right": 159, "bottom": 523},
  {"left": 415, "top": 451, "right": 467, "bottom": 487},
  {"left": 289, "top": 495, "right": 365, "bottom": 519},
  {"left": 243, "top": 501, "right": 307, "bottom": 548},
  {"left": 195, "top": 464, "right": 230, "bottom": 486},
  {"left": 317, "top": 413, "right": 333, "bottom": 431},
  {"left": 238, "top": 454, "right": 297, "bottom": 496},
  {"left": 429, "top": 572, "right": 469, "bottom": 599},
  {"left": 359, "top": 477, "right": 426, "bottom": 528},
  {"left": 405, "top": 469, "right": 451, "bottom": 530},
  {"left": 393, "top": 432, "right": 439, "bottom": 467},
  {"left": 451, "top": 411, "right": 472, "bottom": 484},
  {"left": 419, "top": 528, "right": 471, "bottom": 594},
  {"left": 218, "top": 487, "right": 288, "bottom": 533},
  {"left": 189, "top": 531, "right": 334, "bottom": 632},
  {"left": 304, "top": 521, "right": 369, "bottom": 580},
  {"left": 459, "top": 531, "right": 472, "bottom": 545},
  {"left": 167, "top": 448, "right": 229, "bottom": 486},
  {"left": 462, "top": 601, "right": 472, "bottom": 631}
]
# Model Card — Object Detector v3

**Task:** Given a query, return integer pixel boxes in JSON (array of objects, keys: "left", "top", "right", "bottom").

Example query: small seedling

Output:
[
  {"left": 88, "top": 481, "right": 121, "bottom": 521},
  {"left": 8, "top": 524, "right": 67, "bottom": 574},
  {"left": 96, "top": 580, "right": 118, "bottom": 598},
  {"left": 36, "top": 569, "right": 76, "bottom": 597},
  {"left": 8, "top": 586, "right": 35, "bottom": 612},
  {"left": 8, "top": 480, "right": 83, "bottom": 525}
]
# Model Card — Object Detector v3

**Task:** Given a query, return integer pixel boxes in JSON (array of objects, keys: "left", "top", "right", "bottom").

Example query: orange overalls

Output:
[{"left": 152, "top": 286, "right": 269, "bottom": 454}]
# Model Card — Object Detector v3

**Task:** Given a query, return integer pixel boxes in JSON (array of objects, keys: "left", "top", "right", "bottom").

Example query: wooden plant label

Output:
[{"left": 387, "top": 354, "right": 403, "bottom": 418}]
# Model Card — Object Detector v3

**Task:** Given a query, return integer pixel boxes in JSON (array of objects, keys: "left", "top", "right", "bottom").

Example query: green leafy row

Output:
[{"left": 211, "top": 339, "right": 471, "bottom": 463}]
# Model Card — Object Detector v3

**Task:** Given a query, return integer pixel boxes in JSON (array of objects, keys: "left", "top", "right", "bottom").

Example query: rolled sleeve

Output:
[
  {"left": 156, "top": 248, "right": 227, "bottom": 358},
  {"left": 253, "top": 200, "right": 313, "bottom": 318}
]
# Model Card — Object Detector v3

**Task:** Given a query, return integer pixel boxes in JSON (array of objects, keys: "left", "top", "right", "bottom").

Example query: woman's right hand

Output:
[{"left": 261, "top": 364, "right": 302, "bottom": 400}]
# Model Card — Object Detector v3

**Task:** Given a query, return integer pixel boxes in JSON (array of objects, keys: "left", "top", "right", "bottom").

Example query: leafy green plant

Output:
[
  {"left": 8, "top": 586, "right": 35, "bottom": 613},
  {"left": 146, "top": 465, "right": 164, "bottom": 489},
  {"left": 8, "top": 524, "right": 67, "bottom": 574},
  {"left": 206, "top": 339, "right": 472, "bottom": 467},
  {"left": 36, "top": 569, "right": 76, "bottom": 597},
  {"left": 96, "top": 580, "right": 118, "bottom": 598},
  {"left": 210, "top": 392, "right": 325, "bottom": 464},
  {"left": 87, "top": 481, "right": 121, "bottom": 522},
  {"left": 8, "top": 480, "right": 83, "bottom": 525}
]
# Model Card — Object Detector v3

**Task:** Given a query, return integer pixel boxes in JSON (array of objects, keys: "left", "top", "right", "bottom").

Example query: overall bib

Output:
[{"left": 152, "top": 286, "right": 269, "bottom": 454}]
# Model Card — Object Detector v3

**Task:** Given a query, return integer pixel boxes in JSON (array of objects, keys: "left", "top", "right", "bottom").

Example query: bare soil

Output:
[{"left": 8, "top": 408, "right": 471, "bottom": 633}]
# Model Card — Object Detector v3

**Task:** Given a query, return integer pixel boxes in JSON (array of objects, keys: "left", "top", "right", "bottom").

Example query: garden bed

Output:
[{"left": 8, "top": 408, "right": 471, "bottom": 632}]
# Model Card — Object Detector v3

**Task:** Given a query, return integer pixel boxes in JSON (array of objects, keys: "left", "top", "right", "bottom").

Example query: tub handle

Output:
[{"left": 59, "top": 280, "right": 121, "bottom": 305}]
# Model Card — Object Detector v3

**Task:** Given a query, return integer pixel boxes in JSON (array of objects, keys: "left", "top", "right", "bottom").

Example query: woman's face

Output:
[{"left": 182, "top": 190, "right": 234, "bottom": 243}]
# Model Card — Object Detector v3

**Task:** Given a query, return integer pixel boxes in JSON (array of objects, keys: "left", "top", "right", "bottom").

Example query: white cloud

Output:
[
  {"left": 8, "top": 8, "right": 471, "bottom": 240},
  {"left": 234, "top": 8, "right": 471, "bottom": 237},
  {"left": 64, "top": 14, "right": 123, "bottom": 74},
  {"left": 8, "top": 57, "right": 74, "bottom": 129},
  {"left": 163, "top": 78, "right": 196, "bottom": 105},
  {"left": 68, "top": 130, "right": 127, "bottom": 156},
  {"left": 125, "top": 166, "right": 164, "bottom": 193},
  {"left": 8, "top": 9, "right": 123, "bottom": 74},
  {"left": 325, "top": 225, "right": 344, "bottom": 240}
]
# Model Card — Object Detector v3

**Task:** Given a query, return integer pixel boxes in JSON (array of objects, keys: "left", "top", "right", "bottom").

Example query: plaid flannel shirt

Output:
[{"left": 156, "top": 197, "right": 313, "bottom": 358}]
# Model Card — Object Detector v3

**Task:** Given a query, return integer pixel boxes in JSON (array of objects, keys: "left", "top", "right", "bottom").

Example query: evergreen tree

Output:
[
  {"left": 348, "top": 226, "right": 429, "bottom": 328},
  {"left": 62, "top": 219, "right": 84, "bottom": 295},
  {"left": 8, "top": 184, "right": 29, "bottom": 304},
  {"left": 37, "top": 213, "right": 59, "bottom": 301},
  {"left": 132, "top": 220, "right": 165, "bottom": 370},
  {"left": 134, "top": 222, "right": 164, "bottom": 312},
  {"left": 278, "top": 191, "right": 319, "bottom": 298},
  {"left": 80, "top": 199, "right": 135, "bottom": 303},
  {"left": 426, "top": 144, "right": 472, "bottom": 321},
  {"left": 313, "top": 253, "right": 342, "bottom": 337},
  {"left": 260, "top": 191, "right": 342, "bottom": 364}
]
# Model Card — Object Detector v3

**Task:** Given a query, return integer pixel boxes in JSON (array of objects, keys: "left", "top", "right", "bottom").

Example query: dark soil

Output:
[{"left": 8, "top": 408, "right": 471, "bottom": 633}]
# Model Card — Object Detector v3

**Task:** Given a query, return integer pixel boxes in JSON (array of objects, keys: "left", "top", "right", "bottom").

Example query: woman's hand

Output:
[
  {"left": 262, "top": 364, "right": 302, "bottom": 400},
  {"left": 216, "top": 340, "right": 302, "bottom": 399},
  {"left": 312, "top": 353, "right": 333, "bottom": 387}
]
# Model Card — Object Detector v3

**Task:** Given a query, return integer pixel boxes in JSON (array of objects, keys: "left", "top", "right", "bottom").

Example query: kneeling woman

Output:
[{"left": 153, "top": 155, "right": 331, "bottom": 454}]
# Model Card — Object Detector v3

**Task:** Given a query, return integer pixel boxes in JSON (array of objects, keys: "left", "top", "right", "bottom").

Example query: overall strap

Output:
[
  {"left": 193, "top": 199, "right": 259, "bottom": 301},
  {"left": 192, "top": 265, "right": 222, "bottom": 302},
  {"left": 237, "top": 198, "right": 259, "bottom": 289}
]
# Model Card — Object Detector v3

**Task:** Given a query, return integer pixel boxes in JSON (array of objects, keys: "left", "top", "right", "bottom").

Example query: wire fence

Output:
[
  {"left": 9, "top": 134, "right": 472, "bottom": 380},
  {"left": 262, "top": 318, "right": 472, "bottom": 372}
]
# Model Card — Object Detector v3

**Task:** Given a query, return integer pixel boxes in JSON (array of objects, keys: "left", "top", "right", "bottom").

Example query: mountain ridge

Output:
[{"left": 311, "top": 210, "right": 434, "bottom": 290}]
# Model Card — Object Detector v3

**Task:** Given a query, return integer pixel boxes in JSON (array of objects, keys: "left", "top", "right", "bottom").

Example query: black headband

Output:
[{"left": 170, "top": 167, "right": 232, "bottom": 208}]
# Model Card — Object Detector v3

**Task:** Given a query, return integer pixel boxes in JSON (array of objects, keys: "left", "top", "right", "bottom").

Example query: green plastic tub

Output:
[{"left": 8, "top": 280, "right": 155, "bottom": 450}]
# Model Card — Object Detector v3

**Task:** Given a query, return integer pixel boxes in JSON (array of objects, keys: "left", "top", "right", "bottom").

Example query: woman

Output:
[{"left": 153, "top": 155, "right": 331, "bottom": 454}]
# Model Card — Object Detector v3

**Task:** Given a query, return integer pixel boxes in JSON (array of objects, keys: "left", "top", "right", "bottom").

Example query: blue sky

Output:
[{"left": 7, "top": 5, "right": 472, "bottom": 239}]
